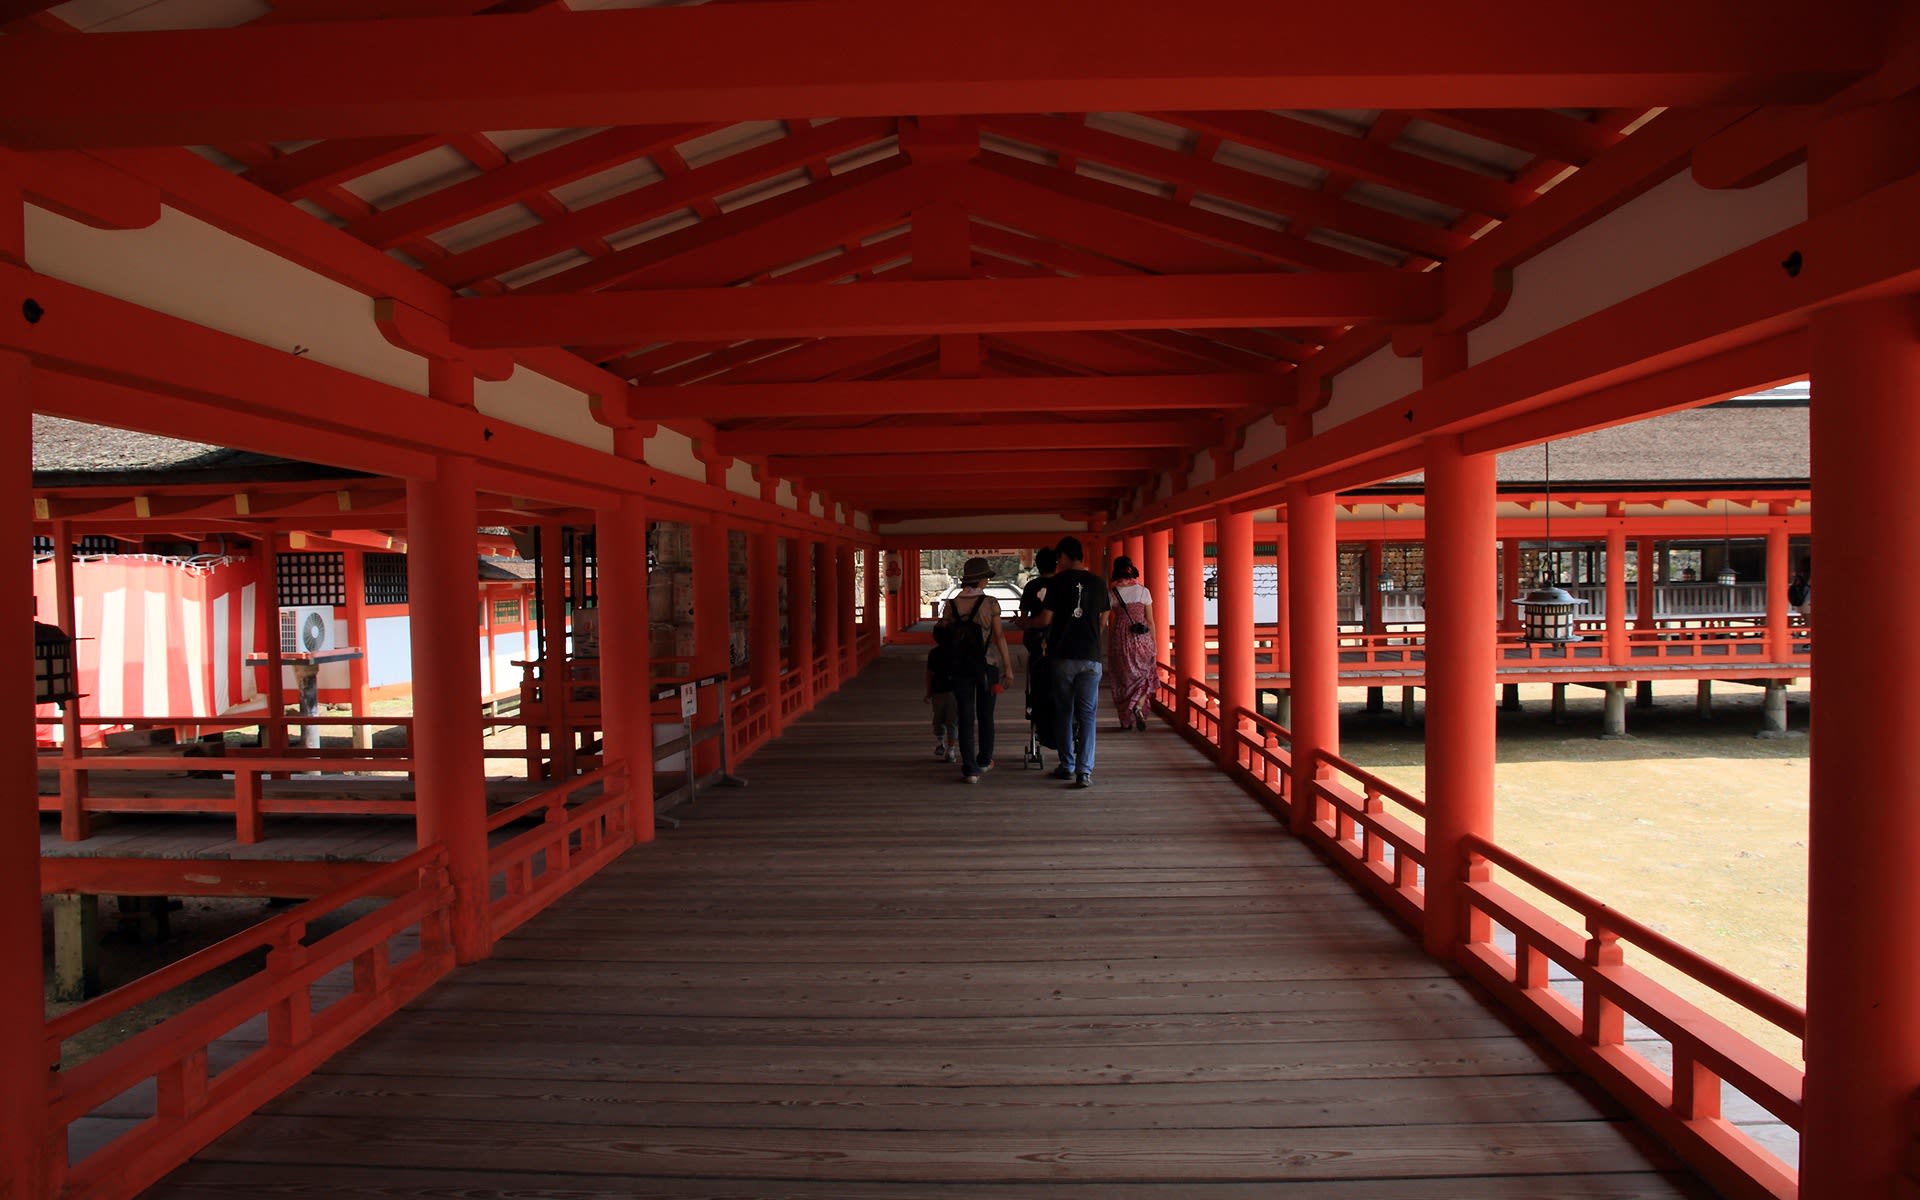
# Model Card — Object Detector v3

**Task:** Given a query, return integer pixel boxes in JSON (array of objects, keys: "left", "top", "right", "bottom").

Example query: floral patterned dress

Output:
[{"left": 1107, "top": 582, "right": 1157, "bottom": 727}]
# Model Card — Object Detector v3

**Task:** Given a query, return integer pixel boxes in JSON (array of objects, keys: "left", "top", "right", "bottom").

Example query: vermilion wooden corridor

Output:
[{"left": 139, "top": 649, "right": 1707, "bottom": 1199}]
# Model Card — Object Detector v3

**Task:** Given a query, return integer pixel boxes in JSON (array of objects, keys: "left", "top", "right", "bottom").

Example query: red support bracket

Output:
[{"left": 373, "top": 296, "right": 514, "bottom": 406}]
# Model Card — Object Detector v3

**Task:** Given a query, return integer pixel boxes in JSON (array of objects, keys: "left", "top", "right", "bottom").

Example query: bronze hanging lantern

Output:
[
  {"left": 1203, "top": 568, "right": 1219, "bottom": 601},
  {"left": 1512, "top": 442, "right": 1588, "bottom": 645}
]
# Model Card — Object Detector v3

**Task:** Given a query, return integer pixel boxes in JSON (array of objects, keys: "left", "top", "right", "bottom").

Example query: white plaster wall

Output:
[
  {"left": 854, "top": 512, "right": 872, "bottom": 532},
  {"left": 1186, "top": 449, "right": 1218, "bottom": 488},
  {"left": 1235, "top": 413, "right": 1287, "bottom": 469},
  {"left": 1311, "top": 345, "right": 1423, "bottom": 436},
  {"left": 25, "top": 205, "right": 427, "bottom": 394},
  {"left": 475, "top": 366, "right": 612, "bottom": 453},
  {"left": 810, "top": 494, "right": 825, "bottom": 518},
  {"left": 1472, "top": 165, "right": 1808, "bottom": 361},
  {"left": 725, "top": 458, "right": 759, "bottom": 498},
  {"left": 776, "top": 480, "right": 799, "bottom": 510},
  {"left": 642, "top": 425, "right": 706, "bottom": 484}
]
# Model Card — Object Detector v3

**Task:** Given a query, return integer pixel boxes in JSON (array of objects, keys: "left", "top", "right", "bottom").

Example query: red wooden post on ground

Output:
[
  {"left": 1123, "top": 533, "right": 1144, "bottom": 578},
  {"left": 2, "top": 350, "right": 55, "bottom": 1200},
  {"left": 1286, "top": 484, "right": 1338, "bottom": 836},
  {"left": 1144, "top": 528, "right": 1171, "bottom": 665},
  {"left": 860, "top": 545, "right": 880, "bottom": 658},
  {"left": 342, "top": 549, "right": 372, "bottom": 749},
  {"left": 1500, "top": 537, "right": 1522, "bottom": 634},
  {"left": 1801, "top": 93, "right": 1920, "bottom": 1200},
  {"left": 1635, "top": 537, "right": 1657, "bottom": 631},
  {"left": 1421, "top": 412, "right": 1496, "bottom": 958},
  {"left": 538, "top": 518, "right": 571, "bottom": 779},
  {"left": 258, "top": 532, "right": 288, "bottom": 757},
  {"left": 1764, "top": 511, "right": 1791, "bottom": 662},
  {"left": 750, "top": 525, "right": 784, "bottom": 736},
  {"left": 817, "top": 537, "right": 841, "bottom": 691},
  {"left": 1173, "top": 518, "right": 1205, "bottom": 689},
  {"left": 1363, "top": 540, "right": 1385, "bottom": 633},
  {"left": 50, "top": 517, "right": 87, "bottom": 839},
  {"left": 690, "top": 509, "right": 730, "bottom": 775},
  {"left": 789, "top": 535, "right": 815, "bottom": 709},
  {"left": 1604, "top": 522, "right": 1627, "bottom": 663},
  {"left": 594, "top": 491, "right": 654, "bottom": 838},
  {"left": 406, "top": 455, "right": 489, "bottom": 963},
  {"left": 1215, "top": 505, "right": 1254, "bottom": 763},
  {"left": 837, "top": 543, "right": 857, "bottom": 674},
  {"left": 1271, "top": 519, "right": 1292, "bottom": 725}
]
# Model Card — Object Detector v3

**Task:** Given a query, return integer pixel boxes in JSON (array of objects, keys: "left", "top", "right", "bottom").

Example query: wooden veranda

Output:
[{"left": 138, "top": 649, "right": 1707, "bottom": 1198}]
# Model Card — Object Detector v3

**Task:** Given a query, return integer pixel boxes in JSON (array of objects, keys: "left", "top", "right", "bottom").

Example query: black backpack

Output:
[
  {"left": 1787, "top": 576, "right": 1810, "bottom": 606},
  {"left": 947, "top": 597, "right": 991, "bottom": 676}
]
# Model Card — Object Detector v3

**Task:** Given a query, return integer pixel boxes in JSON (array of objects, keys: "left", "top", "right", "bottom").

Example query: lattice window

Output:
[
  {"left": 31, "top": 535, "right": 52, "bottom": 556},
  {"left": 278, "top": 552, "right": 345, "bottom": 607},
  {"left": 363, "top": 553, "right": 408, "bottom": 606},
  {"left": 493, "top": 598, "right": 522, "bottom": 625},
  {"left": 77, "top": 535, "right": 121, "bottom": 555}
]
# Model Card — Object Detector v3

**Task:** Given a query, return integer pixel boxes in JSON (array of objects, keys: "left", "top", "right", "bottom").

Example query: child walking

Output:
[{"left": 925, "top": 624, "right": 959, "bottom": 763}]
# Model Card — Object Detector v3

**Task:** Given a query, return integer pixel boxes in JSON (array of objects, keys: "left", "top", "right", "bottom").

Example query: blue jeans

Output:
[{"left": 1050, "top": 658, "right": 1103, "bottom": 778}]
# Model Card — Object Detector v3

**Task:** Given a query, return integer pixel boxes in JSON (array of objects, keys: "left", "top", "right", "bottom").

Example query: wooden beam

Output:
[
  {"left": 0, "top": 2, "right": 1882, "bottom": 147},
  {"left": 775, "top": 449, "right": 1166, "bottom": 476},
  {"left": 452, "top": 273, "right": 1443, "bottom": 347},
  {"left": 627, "top": 374, "right": 1275, "bottom": 420},
  {"left": 722, "top": 419, "right": 1215, "bottom": 457}
]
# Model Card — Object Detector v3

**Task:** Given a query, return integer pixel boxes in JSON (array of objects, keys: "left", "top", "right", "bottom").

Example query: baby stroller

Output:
[{"left": 1023, "top": 648, "right": 1057, "bottom": 769}]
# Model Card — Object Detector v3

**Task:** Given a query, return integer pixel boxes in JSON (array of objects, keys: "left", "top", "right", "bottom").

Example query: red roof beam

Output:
[
  {"left": 240, "top": 133, "right": 448, "bottom": 201},
  {"left": 429, "top": 117, "right": 898, "bottom": 289},
  {"left": 452, "top": 272, "right": 1441, "bottom": 347},
  {"left": 628, "top": 374, "right": 1272, "bottom": 421},
  {"left": 345, "top": 123, "right": 710, "bottom": 250},
  {"left": 981, "top": 115, "right": 1469, "bottom": 260},
  {"left": 716, "top": 418, "right": 1219, "bottom": 457},
  {"left": 0, "top": 2, "right": 1884, "bottom": 148},
  {"left": 1413, "top": 109, "right": 1622, "bottom": 168},
  {"left": 772, "top": 449, "right": 1167, "bottom": 476},
  {"left": 970, "top": 155, "right": 1378, "bottom": 274},
  {"left": 1155, "top": 110, "right": 1534, "bottom": 219}
]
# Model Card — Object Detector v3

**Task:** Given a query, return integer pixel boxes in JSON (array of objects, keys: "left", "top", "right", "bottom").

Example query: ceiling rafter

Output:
[{"left": 429, "top": 117, "right": 900, "bottom": 289}]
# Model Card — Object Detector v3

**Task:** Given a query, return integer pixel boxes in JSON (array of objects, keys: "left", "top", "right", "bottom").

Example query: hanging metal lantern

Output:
[
  {"left": 1377, "top": 559, "right": 1396, "bottom": 593},
  {"left": 1203, "top": 569, "right": 1219, "bottom": 601},
  {"left": 1717, "top": 564, "right": 1738, "bottom": 588},
  {"left": 34, "top": 621, "right": 78, "bottom": 704},
  {"left": 1513, "top": 583, "right": 1589, "bottom": 645}
]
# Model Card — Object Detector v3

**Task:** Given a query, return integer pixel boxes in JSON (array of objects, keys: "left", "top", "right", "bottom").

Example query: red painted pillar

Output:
[
  {"left": 1286, "top": 484, "right": 1339, "bottom": 835},
  {"left": 407, "top": 455, "right": 488, "bottom": 962},
  {"left": 750, "top": 525, "right": 784, "bottom": 736},
  {"left": 342, "top": 549, "right": 372, "bottom": 748},
  {"left": 837, "top": 544, "right": 857, "bottom": 675},
  {"left": 1173, "top": 518, "right": 1206, "bottom": 690},
  {"left": 789, "top": 536, "right": 815, "bottom": 708},
  {"left": 1421, "top": 430, "right": 1497, "bottom": 957},
  {"left": 1272, "top": 519, "right": 1292, "bottom": 675},
  {"left": 1144, "top": 528, "right": 1171, "bottom": 665},
  {"left": 1215, "top": 506, "right": 1254, "bottom": 762},
  {"left": 861, "top": 546, "right": 880, "bottom": 660},
  {"left": 1500, "top": 537, "right": 1522, "bottom": 634},
  {"left": 50, "top": 518, "right": 87, "bottom": 839},
  {"left": 1635, "top": 537, "right": 1657, "bottom": 631},
  {"left": 817, "top": 538, "right": 841, "bottom": 691},
  {"left": 1604, "top": 523, "right": 1627, "bottom": 662},
  {"left": 593, "top": 490, "right": 654, "bottom": 838},
  {"left": 258, "top": 532, "right": 288, "bottom": 756},
  {"left": 2, "top": 351, "right": 55, "bottom": 1200},
  {"left": 1802, "top": 92, "right": 1920, "bottom": 1200},
  {"left": 1123, "top": 533, "right": 1144, "bottom": 577},
  {"left": 1764, "top": 514, "right": 1791, "bottom": 662},
  {"left": 538, "top": 519, "right": 571, "bottom": 779},
  {"left": 690, "top": 511, "right": 730, "bottom": 774},
  {"left": 1363, "top": 541, "right": 1385, "bottom": 634}
]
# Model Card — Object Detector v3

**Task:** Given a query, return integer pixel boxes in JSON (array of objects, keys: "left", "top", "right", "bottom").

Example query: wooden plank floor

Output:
[{"left": 144, "top": 647, "right": 1715, "bottom": 1199}]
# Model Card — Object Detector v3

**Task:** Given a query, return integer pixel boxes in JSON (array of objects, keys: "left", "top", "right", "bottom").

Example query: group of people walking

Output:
[{"left": 923, "top": 537, "right": 1157, "bottom": 789}]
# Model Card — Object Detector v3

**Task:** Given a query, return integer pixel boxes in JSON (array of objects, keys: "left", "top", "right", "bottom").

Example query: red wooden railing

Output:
[
  {"left": 45, "top": 847, "right": 455, "bottom": 1200},
  {"left": 728, "top": 683, "right": 774, "bottom": 763},
  {"left": 1304, "top": 749, "right": 1428, "bottom": 928},
  {"left": 486, "top": 763, "right": 633, "bottom": 939},
  {"left": 1460, "top": 836, "right": 1801, "bottom": 1200},
  {"left": 1149, "top": 666, "right": 1804, "bottom": 1200},
  {"left": 777, "top": 668, "right": 808, "bottom": 724}
]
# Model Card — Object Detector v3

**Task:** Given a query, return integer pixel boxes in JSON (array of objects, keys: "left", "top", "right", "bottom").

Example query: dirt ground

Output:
[{"left": 1328, "top": 677, "right": 1809, "bottom": 1067}]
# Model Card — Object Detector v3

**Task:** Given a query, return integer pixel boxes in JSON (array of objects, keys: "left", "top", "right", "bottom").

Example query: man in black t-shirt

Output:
[{"left": 1033, "top": 536, "right": 1110, "bottom": 788}]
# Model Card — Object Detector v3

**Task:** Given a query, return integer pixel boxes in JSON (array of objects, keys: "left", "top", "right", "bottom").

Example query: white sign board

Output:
[{"left": 678, "top": 682, "right": 698, "bottom": 719}]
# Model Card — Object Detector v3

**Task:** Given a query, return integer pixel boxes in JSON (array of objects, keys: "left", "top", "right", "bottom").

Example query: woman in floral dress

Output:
[{"left": 1106, "top": 556, "right": 1157, "bottom": 731}]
